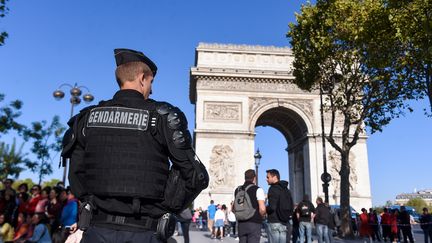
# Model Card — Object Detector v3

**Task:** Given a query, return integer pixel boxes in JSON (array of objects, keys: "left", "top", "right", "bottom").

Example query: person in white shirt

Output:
[
  {"left": 233, "top": 169, "right": 266, "bottom": 243},
  {"left": 214, "top": 205, "right": 226, "bottom": 240}
]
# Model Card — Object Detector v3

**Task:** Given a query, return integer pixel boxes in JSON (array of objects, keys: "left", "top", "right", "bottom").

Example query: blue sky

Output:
[{"left": 0, "top": 1, "right": 430, "bottom": 206}]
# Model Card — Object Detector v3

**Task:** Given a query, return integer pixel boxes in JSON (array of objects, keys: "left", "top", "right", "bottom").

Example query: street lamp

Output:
[
  {"left": 319, "top": 81, "right": 331, "bottom": 203},
  {"left": 254, "top": 149, "right": 262, "bottom": 186},
  {"left": 53, "top": 83, "right": 94, "bottom": 184}
]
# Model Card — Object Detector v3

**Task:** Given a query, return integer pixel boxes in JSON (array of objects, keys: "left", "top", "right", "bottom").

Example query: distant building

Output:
[{"left": 395, "top": 189, "right": 432, "bottom": 206}]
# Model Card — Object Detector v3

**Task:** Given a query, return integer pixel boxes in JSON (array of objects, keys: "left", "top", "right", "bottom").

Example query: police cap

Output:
[{"left": 114, "top": 48, "right": 157, "bottom": 77}]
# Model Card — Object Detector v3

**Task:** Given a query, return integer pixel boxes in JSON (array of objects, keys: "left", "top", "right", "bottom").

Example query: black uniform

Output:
[{"left": 65, "top": 89, "right": 196, "bottom": 241}]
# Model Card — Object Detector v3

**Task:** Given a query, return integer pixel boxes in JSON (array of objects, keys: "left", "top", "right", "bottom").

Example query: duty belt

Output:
[{"left": 92, "top": 211, "right": 159, "bottom": 231}]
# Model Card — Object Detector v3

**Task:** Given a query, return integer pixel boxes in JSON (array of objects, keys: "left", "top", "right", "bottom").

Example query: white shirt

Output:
[
  {"left": 215, "top": 209, "right": 226, "bottom": 221},
  {"left": 256, "top": 187, "right": 265, "bottom": 201}
]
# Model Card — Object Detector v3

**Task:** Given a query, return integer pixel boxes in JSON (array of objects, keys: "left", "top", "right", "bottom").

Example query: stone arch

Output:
[
  {"left": 189, "top": 43, "right": 372, "bottom": 211},
  {"left": 248, "top": 99, "right": 314, "bottom": 136}
]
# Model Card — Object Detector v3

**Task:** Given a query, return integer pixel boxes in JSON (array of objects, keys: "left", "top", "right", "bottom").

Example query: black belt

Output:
[{"left": 92, "top": 211, "right": 159, "bottom": 231}]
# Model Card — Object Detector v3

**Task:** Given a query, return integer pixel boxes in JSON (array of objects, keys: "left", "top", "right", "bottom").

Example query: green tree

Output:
[
  {"left": 406, "top": 197, "right": 428, "bottom": 213},
  {"left": 385, "top": 200, "right": 393, "bottom": 207},
  {"left": 6, "top": 178, "right": 35, "bottom": 191},
  {"left": 387, "top": 0, "right": 432, "bottom": 114},
  {"left": 0, "top": 0, "right": 8, "bottom": 46},
  {"left": 24, "top": 116, "right": 65, "bottom": 185},
  {"left": 288, "top": 0, "right": 416, "bottom": 237},
  {"left": 0, "top": 94, "right": 25, "bottom": 136},
  {"left": 42, "top": 178, "right": 61, "bottom": 188},
  {"left": 0, "top": 138, "right": 36, "bottom": 181}
]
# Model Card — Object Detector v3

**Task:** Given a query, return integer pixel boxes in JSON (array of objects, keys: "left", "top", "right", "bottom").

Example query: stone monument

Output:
[{"left": 189, "top": 43, "right": 372, "bottom": 211}]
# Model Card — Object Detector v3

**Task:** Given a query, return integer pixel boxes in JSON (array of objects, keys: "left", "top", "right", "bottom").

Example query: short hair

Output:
[
  {"left": 316, "top": 197, "right": 323, "bottom": 204},
  {"left": 18, "top": 183, "right": 28, "bottom": 191},
  {"left": 266, "top": 169, "right": 280, "bottom": 180},
  {"left": 115, "top": 61, "right": 152, "bottom": 87},
  {"left": 210, "top": 200, "right": 214, "bottom": 204},
  {"left": 244, "top": 169, "right": 256, "bottom": 182},
  {"left": 3, "top": 178, "right": 13, "bottom": 184}
]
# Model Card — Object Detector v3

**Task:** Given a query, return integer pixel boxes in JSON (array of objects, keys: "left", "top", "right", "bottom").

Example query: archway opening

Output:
[{"left": 254, "top": 106, "right": 309, "bottom": 202}]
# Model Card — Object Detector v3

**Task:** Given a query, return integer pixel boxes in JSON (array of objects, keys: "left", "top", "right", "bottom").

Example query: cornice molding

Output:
[{"left": 197, "top": 42, "right": 292, "bottom": 54}]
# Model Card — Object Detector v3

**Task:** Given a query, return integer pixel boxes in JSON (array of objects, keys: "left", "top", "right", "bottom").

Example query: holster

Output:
[
  {"left": 78, "top": 200, "right": 94, "bottom": 231},
  {"left": 155, "top": 213, "right": 176, "bottom": 242}
]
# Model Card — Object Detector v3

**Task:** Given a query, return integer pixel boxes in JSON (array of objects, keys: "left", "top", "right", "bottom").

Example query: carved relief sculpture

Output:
[
  {"left": 204, "top": 102, "right": 241, "bottom": 122},
  {"left": 328, "top": 150, "right": 358, "bottom": 197},
  {"left": 209, "top": 145, "right": 236, "bottom": 190}
]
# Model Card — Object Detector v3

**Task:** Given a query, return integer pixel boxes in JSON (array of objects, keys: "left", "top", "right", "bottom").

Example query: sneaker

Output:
[{"left": 235, "top": 237, "right": 239, "bottom": 241}]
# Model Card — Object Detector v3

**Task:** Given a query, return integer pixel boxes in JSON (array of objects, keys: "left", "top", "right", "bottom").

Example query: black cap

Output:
[{"left": 114, "top": 48, "right": 157, "bottom": 77}]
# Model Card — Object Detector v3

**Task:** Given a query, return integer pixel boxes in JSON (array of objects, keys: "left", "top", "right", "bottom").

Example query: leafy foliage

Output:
[
  {"left": 387, "top": 0, "right": 432, "bottom": 114},
  {"left": 41, "top": 178, "right": 61, "bottom": 188},
  {"left": 0, "top": 138, "right": 36, "bottom": 181},
  {"left": 0, "top": 94, "right": 25, "bottom": 136},
  {"left": 406, "top": 197, "right": 429, "bottom": 213},
  {"left": 0, "top": 0, "right": 9, "bottom": 46},
  {"left": 287, "top": 0, "right": 418, "bottom": 237},
  {"left": 23, "top": 116, "right": 65, "bottom": 184}
]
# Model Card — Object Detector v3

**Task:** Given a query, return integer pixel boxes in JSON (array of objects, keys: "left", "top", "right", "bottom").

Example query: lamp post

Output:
[
  {"left": 319, "top": 81, "right": 331, "bottom": 203},
  {"left": 254, "top": 149, "right": 262, "bottom": 186},
  {"left": 53, "top": 83, "right": 94, "bottom": 184}
]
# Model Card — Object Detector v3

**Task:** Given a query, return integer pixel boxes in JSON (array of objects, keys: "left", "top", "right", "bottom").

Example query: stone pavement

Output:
[{"left": 168, "top": 224, "right": 425, "bottom": 243}]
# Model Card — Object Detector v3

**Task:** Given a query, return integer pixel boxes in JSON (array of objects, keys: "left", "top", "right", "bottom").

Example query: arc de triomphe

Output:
[{"left": 189, "top": 43, "right": 372, "bottom": 211}]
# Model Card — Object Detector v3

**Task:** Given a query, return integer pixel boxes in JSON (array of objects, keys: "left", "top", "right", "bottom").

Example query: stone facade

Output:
[{"left": 189, "top": 43, "right": 372, "bottom": 212}]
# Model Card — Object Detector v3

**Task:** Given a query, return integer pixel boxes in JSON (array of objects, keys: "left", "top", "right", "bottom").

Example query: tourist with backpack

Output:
[
  {"left": 233, "top": 169, "right": 266, "bottom": 243},
  {"left": 265, "top": 169, "right": 293, "bottom": 243},
  {"left": 296, "top": 194, "right": 315, "bottom": 243}
]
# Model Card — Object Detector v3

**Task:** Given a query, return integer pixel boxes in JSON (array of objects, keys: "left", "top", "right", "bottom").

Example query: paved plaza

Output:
[{"left": 169, "top": 224, "right": 425, "bottom": 243}]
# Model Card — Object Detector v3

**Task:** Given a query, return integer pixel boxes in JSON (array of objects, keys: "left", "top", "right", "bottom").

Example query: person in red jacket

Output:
[
  {"left": 381, "top": 208, "right": 392, "bottom": 242},
  {"left": 26, "top": 185, "right": 42, "bottom": 216},
  {"left": 390, "top": 209, "right": 400, "bottom": 243},
  {"left": 359, "top": 208, "right": 371, "bottom": 242}
]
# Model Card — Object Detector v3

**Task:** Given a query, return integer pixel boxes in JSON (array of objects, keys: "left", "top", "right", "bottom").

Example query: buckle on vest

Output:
[{"left": 107, "top": 215, "right": 126, "bottom": 224}]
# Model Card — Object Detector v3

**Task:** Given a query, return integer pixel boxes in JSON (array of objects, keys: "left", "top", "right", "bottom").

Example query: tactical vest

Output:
[{"left": 80, "top": 99, "right": 169, "bottom": 200}]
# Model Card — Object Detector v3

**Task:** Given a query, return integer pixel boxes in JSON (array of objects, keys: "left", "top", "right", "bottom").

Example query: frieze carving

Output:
[
  {"left": 248, "top": 98, "right": 313, "bottom": 119},
  {"left": 209, "top": 145, "right": 236, "bottom": 190},
  {"left": 281, "top": 99, "right": 313, "bottom": 118},
  {"left": 329, "top": 151, "right": 358, "bottom": 196},
  {"left": 197, "top": 42, "right": 293, "bottom": 53},
  {"left": 249, "top": 97, "right": 277, "bottom": 117},
  {"left": 196, "top": 78, "right": 305, "bottom": 95},
  {"left": 204, "top": 102, "right": 241, "bottom": 122}
]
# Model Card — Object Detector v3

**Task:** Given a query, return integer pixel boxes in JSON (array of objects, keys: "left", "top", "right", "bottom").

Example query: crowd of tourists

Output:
[
  {"left": 353, "top": 206, "right": 432, "bottom": 243},
  {"left": 178, "top": 169, "right": 432, "bottom": 243},
  {"left": 0, "top": 178, "right": 78, "bottom": 243}
]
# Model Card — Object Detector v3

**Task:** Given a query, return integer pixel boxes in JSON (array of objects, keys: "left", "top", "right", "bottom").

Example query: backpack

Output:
[
  {"left": 299, "top": 202, "right": 312, "bottom": 217},
  {"left": 276, "top": 186, "right": 294, "bottom": 222},
  {"left": 233, "top": 184, "right": 256, "bottom": 221}
]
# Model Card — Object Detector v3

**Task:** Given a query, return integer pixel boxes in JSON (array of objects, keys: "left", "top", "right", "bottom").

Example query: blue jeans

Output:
[
  {"left": 316, "top": 224, "right": 330, "bottom": 243},
  {"left": 298, "top": 221, "right": 312, "bottom": 243},
  {"left": 268, "top": 222, "right": 287, "bottom": 243}
]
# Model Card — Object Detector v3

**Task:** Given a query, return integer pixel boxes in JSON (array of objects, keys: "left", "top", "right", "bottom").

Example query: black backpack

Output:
[
  {"left": 276, "top": 185, "right": 294, "bottom": 222},
  {"left": 299, "top": 202, "right": 312, "bottom": 217}
]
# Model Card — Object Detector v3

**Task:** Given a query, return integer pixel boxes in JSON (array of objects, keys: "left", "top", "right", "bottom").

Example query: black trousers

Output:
[
  {"left": 401, "top": 226, "right": 414, "bottom": 243},
  {"left": 180, "top": 221, "right": 190, "bottom": 243},
  {"left": 81, "top": 225, "right": 161, "bottom": 243},
  {"left": 238, "top": 221, "right": 261, "bottom": 243}
]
